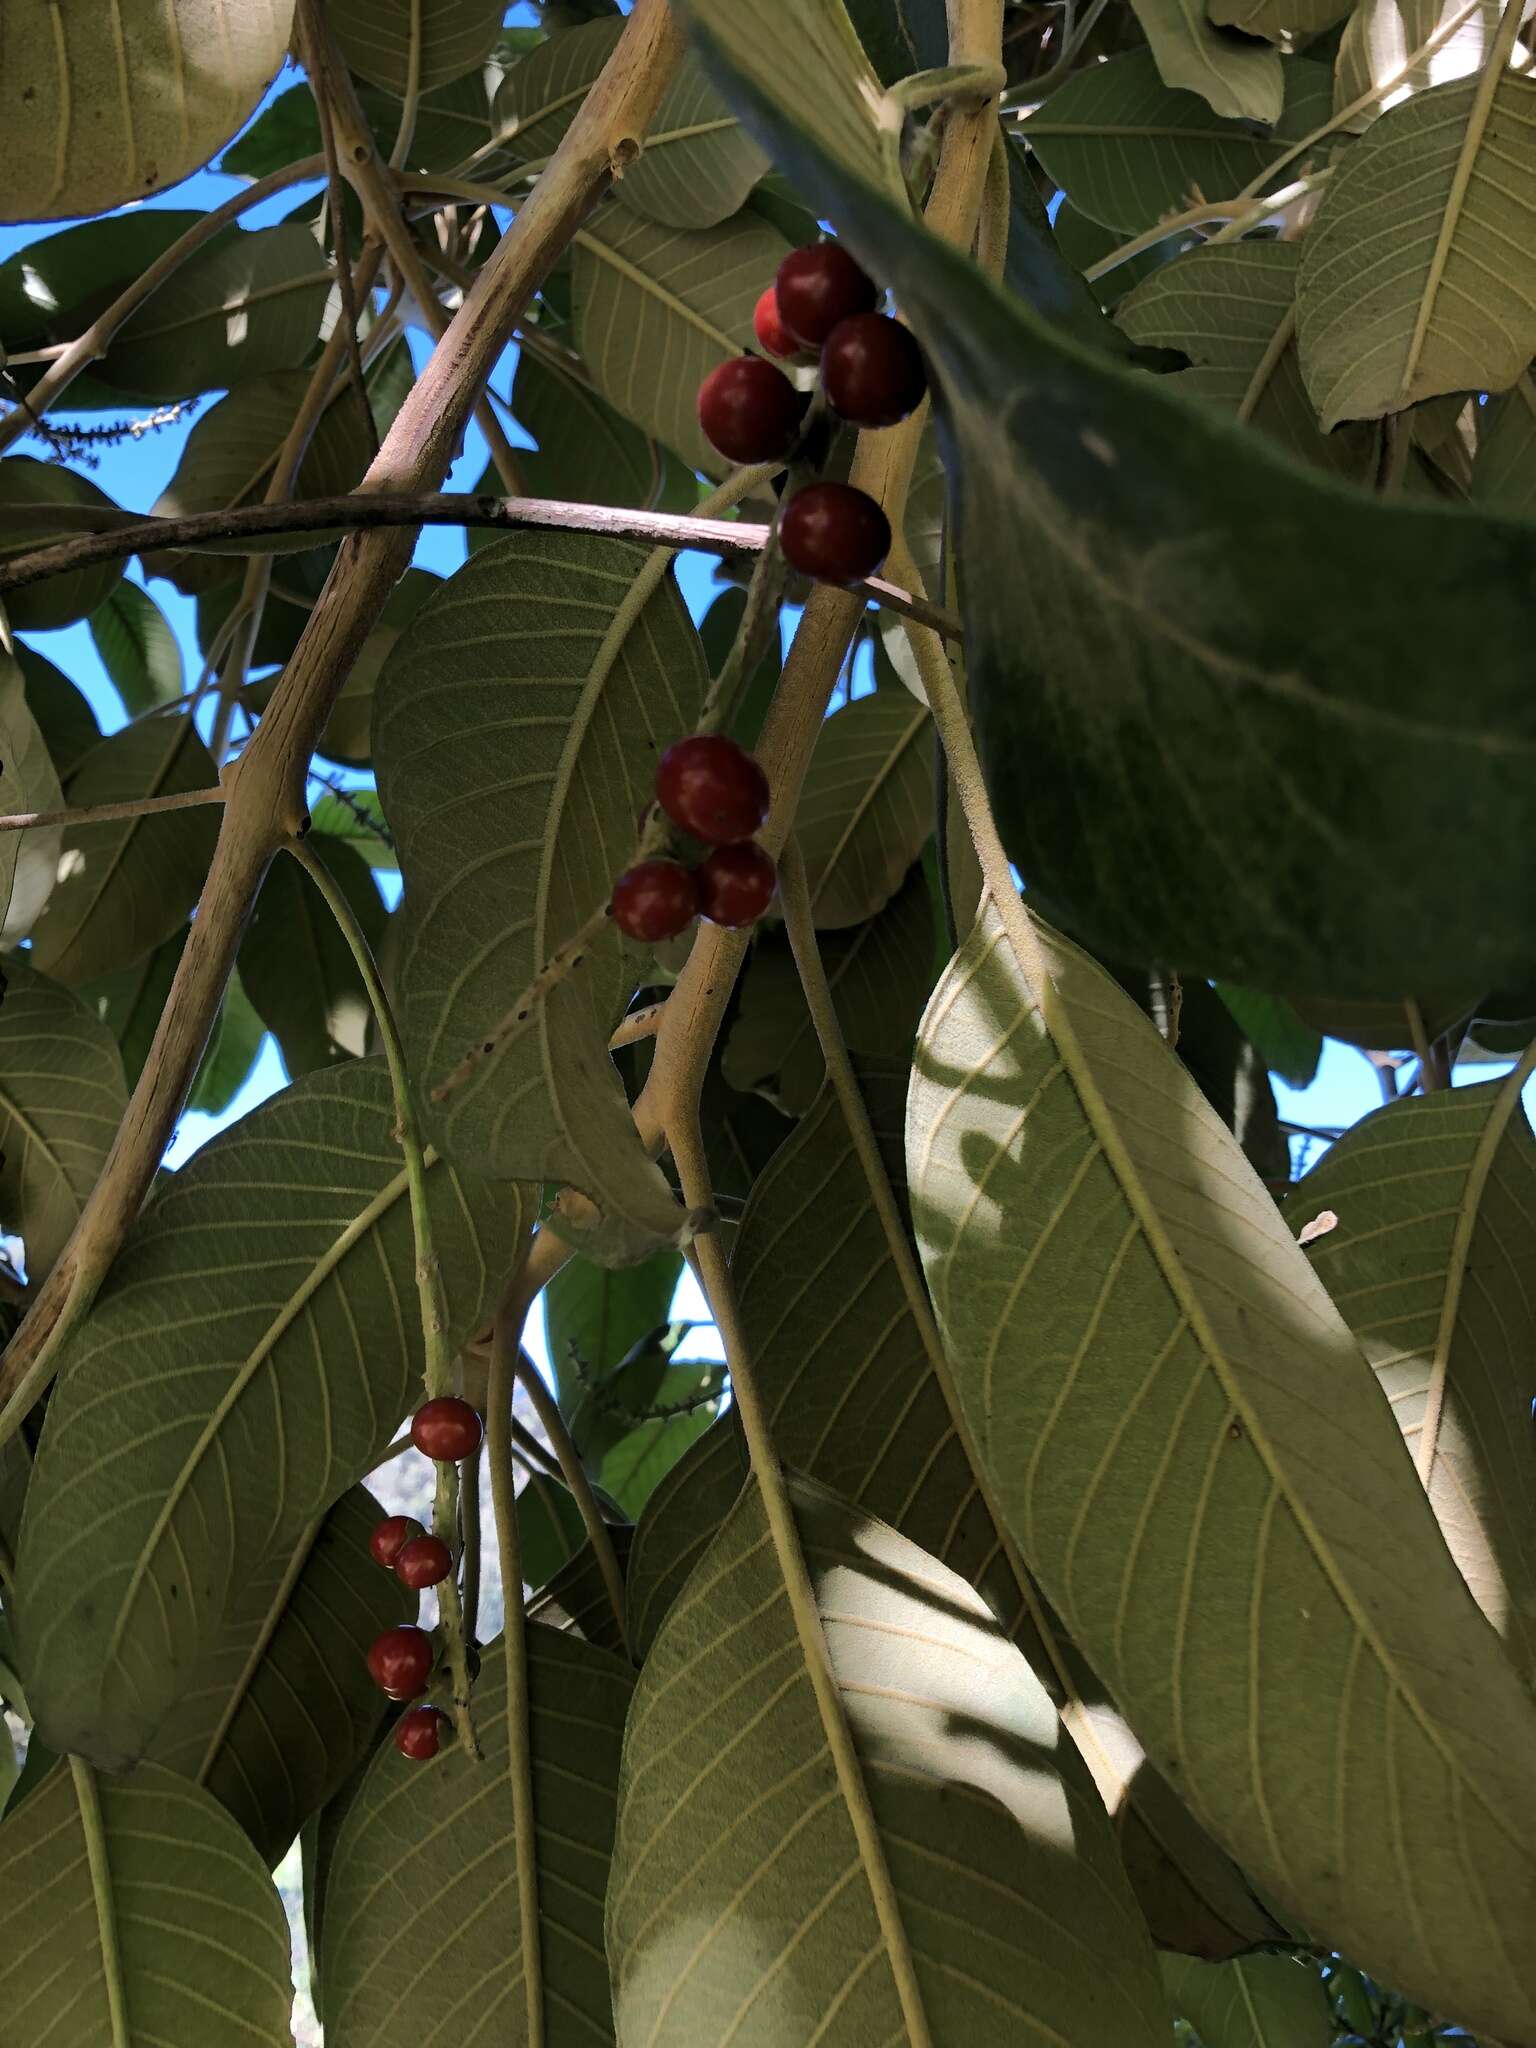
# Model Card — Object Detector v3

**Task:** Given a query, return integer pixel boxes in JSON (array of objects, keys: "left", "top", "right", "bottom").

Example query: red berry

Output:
[
  {"left": 698, "top": 841, "right": 777, "bottom": 928},
  {"left": 697, "top": 356, "right": 807, "bottom": 464},
  {"left": 821, "top": 313, "right": 927, "bottom": 428},
  {"left": 394, "top": 1533, "right": 454, "bottom": 1590},
  {"left": 611, "top": 859, "right": 700, "bottom": 942},
  {"left": 779, "top": 483, "right": 891, "bottom": 586},
  {"left": 367, "top": 1624, "right": 434, "bottom": 1699},
  {"left": 394, "top": 1705, "right": 450, "bottom": 1761},
  {"left": 410, "top": 1396, "right": 483, "bottom": 1462},
  {"left": 753, "top": 284, "right": 802, "bottom": 360},
  {"left": 656, "top": 735, "right": 770, "bottom": 845},
  {"left": 368, "top": 1514, "right": 422, "bottom": 1570},
  {"left": 774, "top": 243, "right": 878, "bottom": 348}
]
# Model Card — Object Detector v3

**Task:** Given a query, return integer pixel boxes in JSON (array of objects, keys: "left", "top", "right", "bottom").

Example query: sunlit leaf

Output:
[
  {"left": 1125, "top": 0, "right": 1283, "bottom": 120},
  {"left": 1334, "top": 0, "right": 1502, "bottom": 118}
]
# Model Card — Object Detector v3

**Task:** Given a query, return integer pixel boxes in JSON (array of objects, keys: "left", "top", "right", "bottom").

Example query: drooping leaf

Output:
[
  {"left": 1296, "top": 72, "right": 1536, "bottom": 427},
  {"left": 1334, "top": 0, "right": 1503, "bottom": 118},
  {"left": 375, "top": 530, "right": 705, "bottom": 1260},
  {"left": 1162, "top": 1953, "right": 1335, "bottom": 2045},
  {"left": 0, "top": 651, "right": 64, "bottom": 943},
  {"left": 1217, "top": 984, "right": 1323, "bottom": 1088},
  {"left": 0, "top": 456, "right": 124, "bottom": 630},
  {"left": 544, "top": 1246, "right": 684, "bottom": 1411},
  {"left": 88, "top": 580, "right": 183, "bottom": 715},
  {"left": 242, "top": 839, "right": 386, "bottom": 1077},
  {"left": 1128, "top": 0, "right": 1283, "bottom": 118},
  {"left": 607, "top": 1476, "right": 1170, "bottom": 2045},
  {"left": 14, "top": 640, "right": 100, "bottom": 780},
  {"left": 1021, "top": 52, "right": 1330, "bottom": 233},
  {"left": 500, "top": 346, "right": 660, "bottom": 515},
  {"left": 573, "top": 200, "right": 792, "bottom": 474},
  {"left": 797, "top": 691, "right": 934, "bottom": 929},
  {"left": 324, "top": 0, "right": 504, "bottom": 93},
  {"left": 320, "top": 1624, "right": 634, "bottom": 2043},
  {"left": 26, "top": 711, "right": 221, "bottom": 985},
  {"left": 0, "top": 1, "right": 294, "bottom": 221},
  {"left": 14, "top": 1060, "right": 531, "bottom": 1767},
  {"left": 625, "top": 1417, "right": 746, "bottom": 1658},
  {"left": 0, "top": 954, "right": 126, "bottom": 1283},
  {"left": 1288, "top": 1071, "right": 1536, "bottom": 1683}
]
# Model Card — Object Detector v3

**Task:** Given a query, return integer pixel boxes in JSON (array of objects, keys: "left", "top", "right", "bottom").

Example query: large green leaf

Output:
[
  {"left": 14, "top": 639, "right": 100, "bottom": 780},
  {"left": 0, "top": 651, "right": 64, "bottom": 943},
  {"left": 320, "top": 1624, "right": 634, "bottom": 2043},
  {"left": 0, "top": 1757, "right": 292, "bottom": 2044},
  {"left": 901, "top": 902, "right": 1536, "bottom": 2038},
  {"left": 622, "top": 52, "right": 769, "bottom": 229},
  {"left": 0, "top": 955, "right": 126, "bottom": 1284},
  {"left": 88, "top": 581, "right": 183, "bottom": 716},
  {"left": 0, "top": 1, "right": 293, "bottom": 221},
  {"left": 1296, "top": 71, "right": 1536, "bottom": 427},
  {"left": 324, "top": 0, "right": 503, "bottom": 93},
  {"left": 573, "top": 201, "right": 792, "bottom": 475},
  {"left": 145, "top": 1484, "right": 411, "bottom": 1865},
  {"left": 14, "top": 1060, "right": 531, "bottom": 1766},
  {"left": 0, "top": 457, "right": 124, "bottom": 630},
  {"left": 84, "top": 925, "right": 264, "bottom": 1109},
  {"left": 545, "top": 1246, "right": 684, "bottom": 1411},
  {"left": 225, "top": 74, "right": 504, "bottom": 180},
  {"left": 607, "top": 1476, "right": 1169, "bottom": 2045},
  {"left": 1162, "top": 1953, "right": 1335, "bottom": 2045},
  {"left": 374, "top": 530, "right": 704, "bottom": 1259},
  {"left": 1021, "top": 52, "right": 1330, "bottom": 234},
  {"left": 242, "top": 839, "right": 386, "bottom": 1077},
  {"left": 502, "top": 347, "right": 660, "bottom": 514},
  {"left": 1127, "top": 0, "right": 1284, "bottom": 119},
  {"left": 626, "top": 1418, "right": 746, "bottom": 1658},
  {"left": 797, "top": 691, "right": 933, "bottom": 929},
  {"left": 697, "top": 29, "right": 1536, "bottom": 998},
  {"left": 26, "top": 711, "right": 221, "bottom": 985},
  {"left": 1288, "top": 1073, "right": 1536, "bottom": 1684},
  {"left": 1334, "top": 0, "right": 1502, "bottom": 117}
]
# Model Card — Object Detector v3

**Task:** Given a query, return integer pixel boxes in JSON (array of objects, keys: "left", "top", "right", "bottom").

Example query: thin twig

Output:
[{"left": 0, "top": 785, "right": 228, "bottom": 836}]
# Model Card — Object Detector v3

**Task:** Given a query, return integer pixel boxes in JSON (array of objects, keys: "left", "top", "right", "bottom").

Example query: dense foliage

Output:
[{"left": 0, "top": 0, "right": 1531, "bottom": 2042}]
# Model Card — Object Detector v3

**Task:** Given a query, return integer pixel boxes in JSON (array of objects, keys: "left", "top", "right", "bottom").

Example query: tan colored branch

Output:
[{"left": 0, "top": 785, "right": 228, "bottom": 836}]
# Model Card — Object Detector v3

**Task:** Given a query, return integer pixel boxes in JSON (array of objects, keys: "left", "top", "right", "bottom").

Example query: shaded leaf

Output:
[
  {"left": 844, "top": 0, "right": 948, "bottom": 84},
  {"left": 186, "top": 969, "right": 266, "bottom": 1117},
  {"left": 88, "top": 580, "right": 182, "bottom": 715},
  {"left": 85, "top": 925, "right": 260, "bottom": 1102},
  {"left": 518, "top": 1471, "right": 590, "bottom": 1592},
  {"left": 325, "top": 0, "right": 503, "bottom": 93},
  {"left": 492, "top": 18, "right": 626, "bottom": 160},
  {"left": 527, "top": 1522, "right": 635, "bottom": 1652},
  {"left": 622, "top": 52, "right": 769, "bottom": 229},
  {"left": 1127, "top": 0, "right": 1284, "bottom": 119},
  {"left": 1053, "top": 199, "right": 1194, "bottom": 310},
  {"left": 1163, "top": 1953, "right": 1335, "bottom": 2044},
  {"left": 224, "top": 74, "right": 503, "bottom": 180},
  {"left": 14, "top": 1060, "right": 530, "bottom": 1767},
  {"left": 626, "top": 1417, "right": 746, "bottom": 1659},
  {"left": 1291, "top": 993, "right": 1470, "bottom": 1049},
  {"left": 545, "top": 1246, "right": 684, "bottom": 1411},
  {"left": 1470, "top": 370, "right": 1536, "bottom": 512},
  {"left": 502, "top": 345, "right": 661, "bottom": 513},
  {"left": 1217, "top": 984, "right": 1323, "bottom": 1088},
  {"left": 999, "top": 132, "right": 1145, "bottom": 359},
  {"left": 1208, "top": 0, "right": 1355, "bottom": 37},
  {"left": 243, "top": 839, "right": 385, "bottom": 1077},
  {"left": 798, "top": 691, "right": 934, "bottom": 929},
  {"left": 14, "top": 640, "right": 100, "bottom": 781},
  {"left": 0, "top": 456, "right": 124, "bottom": 631},
  {"left": 0, "top": 651, "right": 65, "bottom": 943}
]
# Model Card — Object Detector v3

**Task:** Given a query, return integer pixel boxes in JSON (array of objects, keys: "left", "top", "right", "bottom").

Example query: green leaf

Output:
[
  {"left": 622, "top": 52, "right": 769, "bottom": 228},
  {"left": 84, "top": 926, "right": 263, "bottom": 1104},
  {"left": 903, "top": 902, "right": 1536, "bottom": 2040},
  {"left": 1117, "top": 242, "right": 1383, "bottom": 482},
  {"left": 242, "top": 840, "right": 386, "bottom": 1077},
  {"left": 1288, "top": 1071, "right": 1536, "bottom": 1684},
  {"left": 0, "top": 954, "right": 126, "bottom": 1283},
  {"left": 595, "top": 1381, "right": 719, "bottom": 1517},
  {"left": 1290, "top": 993, "right": 1469, "bottom": 1049},
  {"left": 518, "top": 1471, "right": 591, "bottom": 1590},
  {"left": 307, "top": 570, "right": 442, "bottom": 765},
  {"left": 1022, "top": 52, "right": 1330, "bottom": 233},
  {"left": 88, "top": 580, "right": 183, "bottom": 715},
  {"left": 0, "top": 651, "right": 65, "bottom": 943},
  {"left": 999, "top": 133, "right": 1145, "bottom": 360},
  {"left": 14, "top": 640, "right": 100, "bottom": 781},
  {"left": 0, "top": 1, "right": 294, "bottom": 221},
  {"left": 1207, "top": 0, "right": 1355, "bottom": 37},
  {"left": 1163, "top": 1953, "right": 1335, "bottom": 2045},
  {"left": 1334, "top": 0, "right": 1503, "bottom": 119},
  {"left": 544, "top": 1247, "right": 684, "bottom": 1410},
  {"left": 498, "top": 346, "right": 660, "bottom": 517},
  {"left": 1296, "top": 73, "right": 1536, "bottom": 427},
  {"left": 527, "top": 1522, "right": 634, "bottom": 1652},
  {"left": 843, "top": 0, "right": 948, "bottom": 85},
  {"left": 320, "top": 1624, "right": 634, "bottom": 2042},
  {"left": 1217, "top": 984, "right": 1322, "bottom": 1088},
  {"left": 27, "top": 712, "right": 221, "bottom": 985},
  {"left": 142, "top": 1485, "right": 411, "bottom": 1865},
  {"left": 797, "top": 692, "right": 934, "bottom": 929},
  {"left": 0, "top": 457, "right": 125, "bottom": 631},
  {"left": 186, "top": 969, "right": 267, "bottom": 1116},
  {"left": 492, "top": 18, "right": 624, "bottom": 160},
  {"left": 625, "top": 1418, "right": 746, "bottom": 1658},
  {"left": 572, "top": 201, "right": 792, "bottom": 475},
  {"left": 375, "top": 531, "right": 705, "bottom": 1260},
  {"left": 607, "top": 1476, "right": 1170, "bottom": 2045},
  {"left": 309, "top": 787, "right": 399, "bottom": 869},
  {"left": 1053, "top": 200, "right": 1193, "bottom": 310},
  {"left": 14, "top": 1059, "right": 531, "bottom": 1767},
  {"left": 1125, "top": 0, "right": 1284, "bottom": 119},
  {"left": 324, "top": 0, "right": 503, "bottom": 93},
  {"left": 1470, "top": 369, "right": 1536, "bottom": 511},
  {"left": 224, "top": 75, "right": 503, "bottom": 180}
]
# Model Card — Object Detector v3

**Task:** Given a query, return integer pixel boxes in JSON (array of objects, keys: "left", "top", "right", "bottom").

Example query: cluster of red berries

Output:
[
  {"left": 610, "top": 733, "right": 775, "bottom": 944},
  {"left": 363, "top": 1395, "right": 485, "bottom": 1762},
  {"left": 695, "top": 241, "right": 927, "bottom": 588}
]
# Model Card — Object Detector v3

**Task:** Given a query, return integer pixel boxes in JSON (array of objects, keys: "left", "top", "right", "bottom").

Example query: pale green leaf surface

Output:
[
  {"left": 622, "top": 52, "right": 769, "bottom": 228},
  {"left": 493, "top": 17, "right": 625, "bottom": 161},
  {"left": 375, "top": 531, "right": 704, "bottom": 1259},
  {"left": 15, "top": 1060, "right": 530, "bottom": 1766},
  {"left": 0, "top": 955, "right": 125, "bottom": 1284},
  {"left": 1334, "top": 0, "right": 1501, "bottom": 116},
  {"left": 0, "top": 457, "right": 124, "bottom": 630},
  {"left": 325, "top": 0, "right": 503, "bottom": 93},
  {"left": 321, "top": 1624, "right": 634, "bottom": 2044},
  {"left": 88, "top": 580, "right": 183, "bottom": 715},
  {"left": 607, "top": 1477, "right": 1169, "bottom": 2045},
  {"left": 0, "top": 1758, "right": 293, "bottom": 2045},
  {"left": 502, "top": 348, "right": 660, "bottom": 517},
  {"left": 26, "top": 711, "right": 220, "bottom": 985},
  {"left": 1297, "top": 72, "right": 1536, "bottom": 426},
  {"left": 1162, "top": 1952, "right": 1334, "bottom": 2045},
  {"left": 798, "top": 691, "right": 934, "bottom": 929},
  {"left": 0, "top": 652, "right": 64, "bottom": 943},
  {"left": 1288, "top": 1075, "right": 1536, "bottom": 1684},
  {"left": 545, "top": 1247, "right": 684, "bottom": 1410},
  {"left": 242, "top": 839, "right": 386, "bottom": 1077},
  {"left": 309, "top": 788, "right": 398, "bottom": 870},
  {"left": 0, "top": 1, "right": 293, "bottom": 221},
  {"left": 1125, "top": 0, "right": 1283, "bottom": 120}
]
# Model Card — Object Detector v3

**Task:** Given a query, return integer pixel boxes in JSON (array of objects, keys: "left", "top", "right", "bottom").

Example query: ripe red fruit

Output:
[
  {"left": 753, "top": 284, "right": 801, "bottom": 360},
  {"left": 367, "top": 1624, "right": 434, "bottom": 1700},
  {"left": 656, "top": 735, "right": 770, "bottom": 846},
  {"left": 821, "top": 313, "right": 927, "bottom": 428},
  {"left": 394, "top": 1705, "right": 450, "bottom": 1761},
  {"left": 611, "top": 859, "right": 700, "bottom": 942},
  {"left": 411, "top": 1396, "right": 483, "bottom": 1462},
  {"left": 698, "top": 842, "right": 777, "bottom": 928},
  {"left": 697, "top": 356, "right": 806, "bottom": 464},
  {"left": 779, "top": 483, "right": 892, "bottom": 586},
  {"left": 368, "top": 1515, "right": 422, "bottom": 1570},
  {"left": 774, "top": 243, "right": 878, "bottom": 348},
  {"left": 394, "top": 1533, "right": 454, "bottom": 1590}
]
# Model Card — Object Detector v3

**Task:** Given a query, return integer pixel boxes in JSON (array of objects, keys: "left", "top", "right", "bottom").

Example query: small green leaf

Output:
[
  {"left": 1125, "top": 0, "right": 1284, "bottom": 119},
  {"left": 1217, "top": 983, "right": 1323, "bottom": 1087},
  {"left": 324, "top": 0, "right": 504, "bottom": 93},
  {"left": 0, "top": 456, "right": 125, "bottom": 631},
  {"left": 14, "top": 641, "right": 100, "bottom": 781},
  {"left": 242, "top": 840, "right": 386, "bottom": 1077},
  {"left": 309, "top": 788, "right": 399, "bottom": 869},
  {"left": 186, "top": 970, "right": 267, "bottom": 1116},
  {"left": 88, "top": 580, "right": 183, "bottom": 715},
  {"left": 1163, "top": 1953, "right": 1335, "bottom": 2045},
  {"left": 797, "top": 691, "right": 934, "bottom": 929},
  {"left": 544, "top": 1247, "right": 684, "bottom": 1410}
]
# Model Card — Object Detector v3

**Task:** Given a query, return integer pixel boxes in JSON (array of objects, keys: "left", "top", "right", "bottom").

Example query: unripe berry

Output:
[
  {"left": 368, "top": 1514, "right": 422, "bottom": 1569},
  {"left": 611, "top": 859, "right": 700, "bottom": 942},
  {"left": 753, "top": 284, "right": 803, "bottom": 361},
  {"left": 411, "top": 1396, "right": 483, "bottom": 1462},
  {"left": 774, "top": 243, "right": 878, "bottom": 348},
  {"left": 655, "top": 735, "right": 770, "bottom": 846},
  {"left": 394, "top": 1705, "right": 450, "bottom": 1761},
  {"left": 394, "top": 1533, "right": 454, "bottom": 1590},
  {"left": 779, "top": 483, "right": 891, "bottom": 587},
  {"left": 821, "top": 313, "right": 927, "bottom": 428},
  {"left": 697, "top": 356, "right": 806, "bottom": 464},
  {"left": 367, "top": 1624, "right": 434, "bottom": 1699},
  {"left": 698, "top": 841, "right": 777, "bottom": 928}
]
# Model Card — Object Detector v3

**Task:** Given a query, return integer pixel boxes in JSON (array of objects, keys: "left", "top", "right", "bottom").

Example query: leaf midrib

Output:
[
  {"left": 808, "top": 702, "right": 929, "bottom": 918},
  {"left": 572, "top": 229, "right": 739, "bottom": 353}
]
